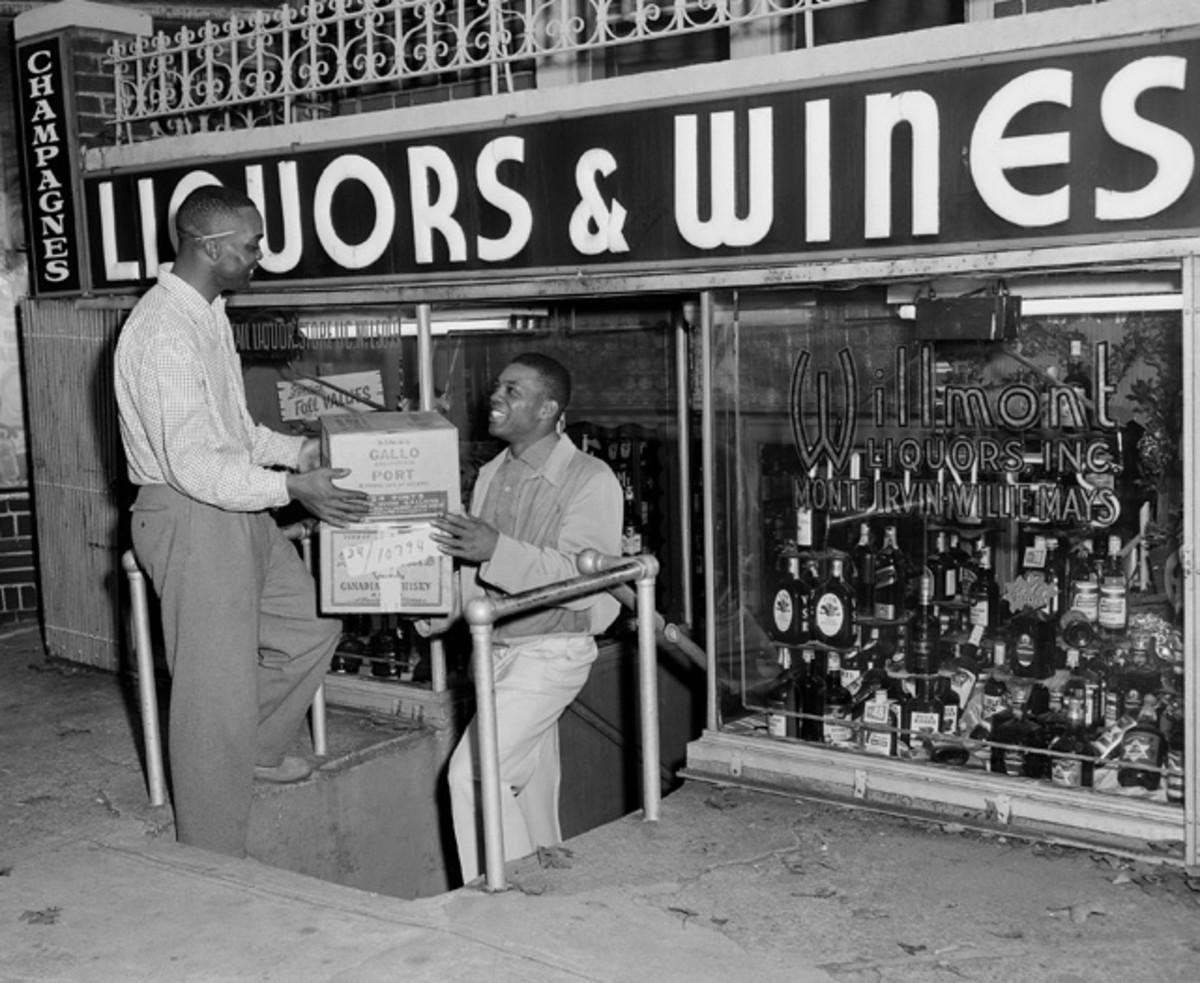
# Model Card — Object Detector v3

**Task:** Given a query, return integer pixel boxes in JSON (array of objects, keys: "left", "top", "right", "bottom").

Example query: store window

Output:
[{"left": 711, "top": 276, "right": 1185, "bottom": 808}]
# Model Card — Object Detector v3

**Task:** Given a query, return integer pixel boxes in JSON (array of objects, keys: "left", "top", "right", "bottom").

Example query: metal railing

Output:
[
  {"left": 107, "top": 0, "right": 871, "bottom": 140},
  {"left": 464, "top": 548, "right": 660, "bottom": 891}
]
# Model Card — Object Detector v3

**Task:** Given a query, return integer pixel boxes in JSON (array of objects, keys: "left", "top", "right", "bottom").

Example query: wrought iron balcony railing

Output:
[{"left": 107, "top": 0, "right": 872, "bottom": 141}]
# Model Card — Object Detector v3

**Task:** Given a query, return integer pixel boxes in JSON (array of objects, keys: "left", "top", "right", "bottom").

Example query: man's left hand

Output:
[{"left": 430, "top": 513, "right": 499, "bottom": 563}]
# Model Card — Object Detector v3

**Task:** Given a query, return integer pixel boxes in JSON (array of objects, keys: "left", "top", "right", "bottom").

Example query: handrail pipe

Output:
[{"left": 464, "top": 550, "right": 660, "bottom": 892}]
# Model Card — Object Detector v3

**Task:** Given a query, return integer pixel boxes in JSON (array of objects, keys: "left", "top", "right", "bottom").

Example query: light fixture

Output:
[
  {"left": 898, "top": 293, "right": 1182, "bottom": 320},
  {"left": 297, "top": 308, "right": 548, "bottom": 341}
]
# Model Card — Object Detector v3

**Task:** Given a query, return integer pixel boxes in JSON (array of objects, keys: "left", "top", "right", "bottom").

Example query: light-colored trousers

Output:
[
  {"left": 130, "top": 485, "right": 340, "bottom": 857},
  {"left": 448, "top": 634, "right": 598, "bottom": 883}
]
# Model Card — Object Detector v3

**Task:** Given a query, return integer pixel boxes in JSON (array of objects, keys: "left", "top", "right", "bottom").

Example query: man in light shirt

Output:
[
  {"left": 427, "top": 353, "right": 622, "bottom": 883},
  {"left": 114, "top": 185, "right": 369, "bottom": 857}
]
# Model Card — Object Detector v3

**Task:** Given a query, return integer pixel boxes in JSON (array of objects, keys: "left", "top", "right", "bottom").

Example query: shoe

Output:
[{"left": 253, "top": 756, "right": 313, "bottom": 784}]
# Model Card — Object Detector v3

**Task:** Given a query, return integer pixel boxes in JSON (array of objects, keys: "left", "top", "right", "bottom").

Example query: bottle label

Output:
[
  {"left": 1072, "top": 583, "right": 1099, "bottom": 621},
  {"left": 874, "top": 601, "right": 897, "bottom": 621},
  {"left": 908, "top": 710, "right": 940, "bottom": 735},
  {"left": 941, "top": 705, "right": 959, "bottom": 734},
  {"left": 1051, "top": 757, "right": 1084, "bottom": 787},
  {"left": 814, "top": 592, "right": 846, "bottom": 639},
  {"left": 875, "top": 563, "right": 897, "bottom": 590},
  {"left": 822, "top": 712, "right": 855, "bottom": 748},
  {"left": 969, "top": 599, "right": 989, "bottom": 627},
  {"left": 796, "top": 508, "right": 814, "bottom": 547},
  {"left": 1098, "top": 589, "right": 1127, "bottom": 630},
  {"left": 772, "top": 590, "right": 794, "bottom": 635},
  {"left": 766, "top": 711, "right": 788, "bottom": 738},
  {"left": 943, "top": 569, "right": 957, "bottom": 599}
]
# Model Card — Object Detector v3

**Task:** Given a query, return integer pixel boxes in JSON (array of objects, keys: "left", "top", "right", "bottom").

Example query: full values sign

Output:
[{"left": 83, "top": 37, "right": 1200, "bottom": 291}]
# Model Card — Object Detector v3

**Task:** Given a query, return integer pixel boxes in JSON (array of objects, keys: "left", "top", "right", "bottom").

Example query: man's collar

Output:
[
  {"left": 156, "top": 265, "right": 226, "bottom": 317},
  {"left": 506, "top": 432, "right": 572, "bottom": 484}
]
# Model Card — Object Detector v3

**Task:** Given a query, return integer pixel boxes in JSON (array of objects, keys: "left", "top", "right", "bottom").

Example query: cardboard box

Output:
[
  {"left": 320, "top": 411, "right": 461, "bottom": 520},
  {"left": 319, "top": 520, "right": 454, "bottom": 614}
]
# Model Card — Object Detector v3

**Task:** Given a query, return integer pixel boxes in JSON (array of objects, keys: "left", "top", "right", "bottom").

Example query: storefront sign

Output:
[
  {"left": 84, "top": 39, "right": 1200, "bottom": 290},
  {"left": 789, "top": 341, "right": 1122, "bottom": 526},
  {"left": 17, "top": 36, "right": 82, "bottom": 294}
]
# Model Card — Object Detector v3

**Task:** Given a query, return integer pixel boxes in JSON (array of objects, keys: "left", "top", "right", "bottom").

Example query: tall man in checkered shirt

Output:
[{"left": 114, "top": 185, "right": 370, "bottom": 857}]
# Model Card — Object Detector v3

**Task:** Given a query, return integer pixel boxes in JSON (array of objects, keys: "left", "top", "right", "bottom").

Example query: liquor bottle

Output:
[
  {"left": 860, "top": 688, "right": 898, "bottom": 757},
  {"left": 907, "top": 570, "right": 940, "bottom": 676},
  {"left": 765, "top": 647, "right": 796, "bottom": 738},
  {"left": 968, "top": 543, "right": 1000, "bottom": 633},
  {"left": 1067, "top": 539, "right": 1099, "bottom": 620},
  {"left": 949, "top": 532, "right": 973, "bottom": 602},
  {"left": 795, "top": 648, "right": 825, "bottom": 743},
  {"left": 822, "top": 651, "right": 856, "bottom": 748},
  {"left": 620, "top": 483, "right": 643, "bottom": 556},
  {"left": 980, "top": 641, "right": 1011, "bottom": 726},
  {"left": 1117, "top": 695, "right": 1168, "bottom": 791},
  {"left": 768, "top": 552, "right": 807, "bottom": 646},
  {"left": 1098, "top": 538, "right": 1128, "bottom": 638},
  {"left": 811, "top": 557, "right": 856, "bottom": 649},
  {"left": 1042, "top": 537, "right": 1062, "bottom": 617},
  {"left": 902, "top": 676, "right": 943, "bottom": 754},
  {"left": 1101, "top": 534, "right": 1125, "bottom": 585},
  {"left": 935, "top": 674, "right": 961, "bottom": 735},
  {"left": 850, "top": 521, "right": 876, "bottom": 613},
  {"left": 929, "top": 531, "right": 958, "bottom": 603},
  {"left": 1009, "top": 622, "right": 1049, "bottom": 680},
  {"left": 792, "top": 497, "right": 827, "bottom": 553},
  {"left": 1050, "top": 695, "right": 1097, "bottom": 788},
  {"left": 989, "top": 678, "right": 1049, "bottom": 778},
  {"left": 873, "top": 524, "right": 909, "bottom": 621}
]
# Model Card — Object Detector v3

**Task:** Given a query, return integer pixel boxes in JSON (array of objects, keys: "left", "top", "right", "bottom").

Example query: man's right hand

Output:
[{"left": 286, "top": 468, "right": 371, "bottom": 526}]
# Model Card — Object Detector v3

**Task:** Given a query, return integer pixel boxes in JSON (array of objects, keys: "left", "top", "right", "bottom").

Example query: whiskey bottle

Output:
[
  {"left": 968, "top": 543, "right": 1000, "bottom": 633},
  {"left": 850, "top": 521, "right": 876, "bottom": 613},
  {"left": 873, "top": 524, "right": 909, "bottom": 622},
  {"left": 902, "top": 676, "right": 943, "bottom": 754},
  {"left": 811, "top": 557, "right": 856, "bottom": 649},
  {"left": 765, "top": 648, "right": 796, "bottom": 739},
  {"left": 1050, "top": 695, "right": 1097, "bottom": 788},
  {"left": 1117, "top": 695, "right": 1168, "bottom": 791},
  {"left": 822, "top": 651, "right": 856, "bottom": 748},
  {"left": 980, "top": 641, "right": 1011, "bottom": 726},
  {"left": 860, "top": 688, "right": 898, "bottom": 757},
  {"left": 768, "top": 551, "right": 807, "bottom": 646},
  {"left": 792, "top": 497, "right": 827, "bottom": 552},
  {"left": 929, "top": 531, "right": 958, "bottom": 603},
  {"left": 907, "top": 570, "right": 940, "bottom": 676},
  {"left": 795, "top": 648, "right": 826, "bottom": 744}
]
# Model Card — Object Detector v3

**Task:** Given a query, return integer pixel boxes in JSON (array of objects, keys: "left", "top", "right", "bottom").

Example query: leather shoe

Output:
[{"left": 253, "top": 756, "right": 313, "bottom": 784}]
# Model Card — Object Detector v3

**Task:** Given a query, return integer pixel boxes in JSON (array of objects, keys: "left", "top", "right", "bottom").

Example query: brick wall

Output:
[{"left": 0, "top": 490, "right": 37, "bottom": 624}]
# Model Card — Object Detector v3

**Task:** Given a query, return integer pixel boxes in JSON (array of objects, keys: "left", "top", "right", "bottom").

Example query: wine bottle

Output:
[{"left": 811, "top": 556, "right": 856, "bottom": 649}]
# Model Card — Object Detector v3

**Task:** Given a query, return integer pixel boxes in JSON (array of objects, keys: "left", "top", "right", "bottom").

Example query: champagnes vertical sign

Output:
[{"left": 16, "top": 35, "right": 82, "bottom": 295}]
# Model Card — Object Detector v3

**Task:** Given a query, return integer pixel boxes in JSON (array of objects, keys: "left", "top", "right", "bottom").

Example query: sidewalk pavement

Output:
[{"left": 3, "top": 621, "right": 1199, "bottom": 982}]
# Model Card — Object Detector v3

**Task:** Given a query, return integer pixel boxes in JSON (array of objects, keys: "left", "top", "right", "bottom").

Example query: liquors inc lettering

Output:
[{"left": 789, "top": 343, "right": 1122, "bottom": 526}]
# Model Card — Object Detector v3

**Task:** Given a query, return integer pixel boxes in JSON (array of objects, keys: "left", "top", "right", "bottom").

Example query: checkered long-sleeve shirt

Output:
[{"left": 114, "top": 269, "right": 304, "bottom": 512}]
